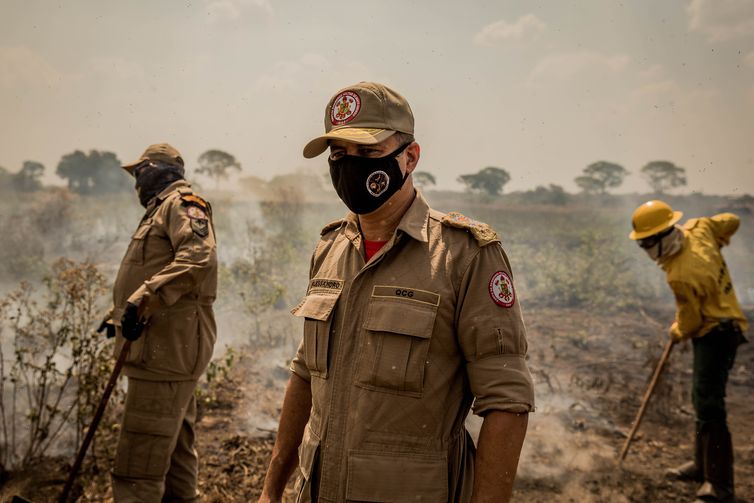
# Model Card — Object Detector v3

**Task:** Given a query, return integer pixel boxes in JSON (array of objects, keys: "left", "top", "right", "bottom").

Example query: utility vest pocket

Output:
[
  {"left": 142, "top": 303, "right": 200, "bottom": 376},
  {"left": 292, "top": 290, "right": 341, "bottom": 379},
  {"left": 356, "top": 290, "right": 439, "bottom": 397},
  {"left": 124, "top": 222, "right": 151, "bottom": 265},
  {"left": 345, "top": 450, "right": 448, "bottom": 502}
]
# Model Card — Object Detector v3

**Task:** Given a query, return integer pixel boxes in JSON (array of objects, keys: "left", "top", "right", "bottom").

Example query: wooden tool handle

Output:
[
  {"left": 618, "top": 338, "right": 674, "bottom": 464},
  {"left": 58, "top": 339, "right": 132, "bottom": 503}
]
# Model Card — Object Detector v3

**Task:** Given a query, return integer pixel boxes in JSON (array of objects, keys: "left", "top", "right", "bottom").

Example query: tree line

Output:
[
  {"left": 415, "top": 160, "right": 688, "bottom": 197},
  {"left": 0, "top": 149, "right": 242, "bottom": 195},
  {"left": 2, "top": 147, "right": 686, "bottom": 198}
]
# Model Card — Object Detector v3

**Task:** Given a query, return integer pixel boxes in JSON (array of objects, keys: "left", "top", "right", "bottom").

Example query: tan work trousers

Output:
[{"left": 112, "top": 378, "right": 199, "bottom": 503}]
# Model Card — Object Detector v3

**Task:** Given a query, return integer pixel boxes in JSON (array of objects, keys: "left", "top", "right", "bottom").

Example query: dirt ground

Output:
[{"left": 2, "top": 306, "right": 752, "bottom": 503}]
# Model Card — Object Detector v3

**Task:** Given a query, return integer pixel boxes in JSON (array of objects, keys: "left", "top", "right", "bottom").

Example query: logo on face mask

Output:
[
  {"left": 331, "top": 91, "right": 361, "bottom": 125},
  {"left": 366, "top": 171, "right": 390, "bottom": 197},
  {"left": 328, "top": 142, "right": 410, "bottom": 214}
]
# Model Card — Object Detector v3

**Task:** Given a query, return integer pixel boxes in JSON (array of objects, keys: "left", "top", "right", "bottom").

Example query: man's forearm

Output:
[
  {"left": 472, "top": 411, "right": 528, "bottom": 503},
  {"left": 260, "top": 372, "right": 312, "bottom": 501}
]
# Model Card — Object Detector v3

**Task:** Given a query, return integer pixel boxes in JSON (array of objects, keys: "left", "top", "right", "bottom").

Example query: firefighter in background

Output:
[
  {"left": 99, "top": 143, "right": 218, "bottom": 502},
  {"left": 629, "top": 200, "right": 748, "bottom": 503}
]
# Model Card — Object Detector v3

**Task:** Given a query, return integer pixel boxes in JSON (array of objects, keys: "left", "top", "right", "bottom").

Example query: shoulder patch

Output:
[
  {"left": 441, "top": 211, "right": 499, "bottom": 246},
  {"left": 186, "top": 205, "right": 207, "bottom": 220},
  {"left": 489, "top": 270, "right": 516, "bottom": 308},
  {"left": 180, "top": 193, "right": 209, "bottom": 209},
  {"left": 321, "top": 219, "right": 344, "bottom": 236}
]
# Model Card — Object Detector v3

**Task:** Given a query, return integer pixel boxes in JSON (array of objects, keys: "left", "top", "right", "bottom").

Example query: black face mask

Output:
[
  {"left": 134, "top": 163, "right": 185, "bottom": 208},
  {"left": 328, "top": 143, "right": 410, "bottom": 215}
]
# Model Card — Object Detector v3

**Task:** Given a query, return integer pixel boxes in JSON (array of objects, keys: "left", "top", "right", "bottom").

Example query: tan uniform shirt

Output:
[
  {"left": 290, "top": 192, "right": 534, "bottom": 503},
  {"left": 662, "top": 213, "right": 748, "bottom": 340},
  {"left": 112, "top": 180, "right": 218, "bottom": 381}
]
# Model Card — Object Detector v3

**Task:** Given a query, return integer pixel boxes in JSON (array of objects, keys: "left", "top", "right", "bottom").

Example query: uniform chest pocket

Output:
[
  {"left": 356, "top": 297, "right": 438, "bottom": 397},
  {"left": 292, "top": 291, "right": 340, "bottom": 379},
  {"left": 125, "top": 223, "right": 151, "bottom": 264}
]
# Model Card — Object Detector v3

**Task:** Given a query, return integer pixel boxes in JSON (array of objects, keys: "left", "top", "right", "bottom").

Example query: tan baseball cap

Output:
[
  {"left": 121, "top": 143, "right": 184, "bottom": 175},
  {"left": 303, "top": 82, "right": 415, "bottom": 159}
]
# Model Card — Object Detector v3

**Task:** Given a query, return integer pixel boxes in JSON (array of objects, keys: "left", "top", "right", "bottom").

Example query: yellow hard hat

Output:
[{"left": 628, "top": 200, "right": 683, "bottom": 240}]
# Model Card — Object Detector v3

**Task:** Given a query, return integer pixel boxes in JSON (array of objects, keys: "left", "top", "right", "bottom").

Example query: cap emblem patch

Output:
[
  {"left": 187, "top": 205, "right": 207, "bottom": 220},
  {"left": 331, "top": 91, "right": 361, "bottom": 125},
  {"left": 489, "top": 271, "right": 515, "bottom": 308},
  {"left": 366, "top": 171, "right": 390, "bottom": 197}
]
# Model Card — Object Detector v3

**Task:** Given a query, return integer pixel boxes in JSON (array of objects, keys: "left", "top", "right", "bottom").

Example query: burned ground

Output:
[
  {"left": 1, "top": 190, "right": 752, "bottom": 502},
  {"left": 4, "top": 307, "right": 750, "bottom": 503}
]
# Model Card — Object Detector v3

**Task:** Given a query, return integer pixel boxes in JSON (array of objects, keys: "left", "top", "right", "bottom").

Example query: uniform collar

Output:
[
  {"left": 145, "top": 179, "right": 191, "bottom": 211},
  {"left": 396, "top": 190, "right": 430, "bottom": 243},
  {"left": 342, "top": 190, "right": 429, "bottom": 244}
]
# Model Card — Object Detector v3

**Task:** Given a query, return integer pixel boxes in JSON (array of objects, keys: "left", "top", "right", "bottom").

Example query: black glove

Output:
[
  {"left": 97, "top": 319, "right": 116, "bottom": 339},
  {"left": 120, "top": 302, "right": 146, "bottom": 342}
]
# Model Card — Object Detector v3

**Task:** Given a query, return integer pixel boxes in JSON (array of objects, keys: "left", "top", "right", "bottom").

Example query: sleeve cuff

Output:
[
  {"left": 126, "top": 284, "right": 150, "bottom": 307},
  {"left": 670, "top": 322, "right": 688, "bottom": 342},
  {"left": 467, "top": 354, "right": 535, "bottom": 416},
  {"left": 290, "top": 358, "right": 311, "bottom": 383}
]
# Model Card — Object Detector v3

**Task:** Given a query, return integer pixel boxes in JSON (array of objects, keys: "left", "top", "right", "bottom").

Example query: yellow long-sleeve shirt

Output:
[{"left": 661, "top": 213, "right": 748, "bottom": 340}]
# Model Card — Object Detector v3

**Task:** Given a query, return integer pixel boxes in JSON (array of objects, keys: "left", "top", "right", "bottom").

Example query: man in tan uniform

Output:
[
  {"left": 99, "top": 143, "right": 218, "bottom": 502},
  {"left": 259, "top": 83, "right": 534, "bottom": 503},
  {"left": 629, "top": 200, "right": 748, "bottom": 503}
]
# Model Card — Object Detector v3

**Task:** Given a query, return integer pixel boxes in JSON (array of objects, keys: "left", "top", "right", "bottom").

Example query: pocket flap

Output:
[
  {"left": 292, "top": 292, "right": 341, "bottom": 321},
  {"left": 346, "top": 451, "right": 448, "bottom": 502},
  {"left": 123, "top": 412, "right": 175, "bottom": 437},
  {"left": 132, "top": 224, "right": 151, "bottom": 240},
  {"left": 364, "top": 300, "right": 437, "bottom": 338}
]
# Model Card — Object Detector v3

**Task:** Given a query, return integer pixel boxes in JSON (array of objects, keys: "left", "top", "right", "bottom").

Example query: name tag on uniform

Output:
[
  {"left": 308, "top": 278, "right": 344, "bottom": 294},
  {"left": 371, "top": 285, "right": 440, "bottom": 306}
]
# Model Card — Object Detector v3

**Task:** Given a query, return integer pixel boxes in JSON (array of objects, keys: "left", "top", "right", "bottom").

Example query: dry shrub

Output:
[
  {"left": 222, "top": 186, "right": 311, "bottom": 349},
  {"left": 0, "top": 258, "right": 122, "bottom": 471}
]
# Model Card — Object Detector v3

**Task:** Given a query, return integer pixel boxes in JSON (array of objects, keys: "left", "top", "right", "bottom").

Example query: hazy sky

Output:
[{"left": 2, "top": 0, "right": 753, "bottom": 194}]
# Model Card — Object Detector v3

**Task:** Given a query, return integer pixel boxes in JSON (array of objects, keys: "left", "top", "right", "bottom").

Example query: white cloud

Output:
[
  {"left": 529, "top": 51, "right": 630, "bottom": 82},
  {"left": 744, "top": 50, "right": 754, "bottom": 68},
  {"left": 254, "top": 54, "right": 330, "bottom": 91},
  {"left": 629, "top": 79, "right": 682, "bottom": 103},
  {"left": 473, "top": 14, "right": 546, "bottom": 46},
  {"left": 0, "top": 46, "right": 61, "bottom": 89},
  {"left": 204, "top": 0, "right": 273, "bottom": 23},
  {"left": 253, "top": 54, "right": 370, "bottom": 92},
  {"left": 639, "top": 64, "right": 664, "bottom": 81},
  {"left": 687, "top": 0, "right": 754, "bottom": 42}
]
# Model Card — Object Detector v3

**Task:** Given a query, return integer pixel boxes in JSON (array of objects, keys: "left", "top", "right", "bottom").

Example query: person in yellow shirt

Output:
[{"left": 629, "top": 200, "right": 748, "bottom": 503}]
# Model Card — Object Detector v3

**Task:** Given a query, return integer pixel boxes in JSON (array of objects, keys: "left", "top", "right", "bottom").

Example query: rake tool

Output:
[{"left": 618, "top": 338, "right": 674, "bottom": 464}]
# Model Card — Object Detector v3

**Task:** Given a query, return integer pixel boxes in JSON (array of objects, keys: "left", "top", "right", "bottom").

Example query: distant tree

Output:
[
  {"left": 196, "top": 150, "right": 241, "bottom": 189},
  {"left": 56, "top": 150, "right": 130, "bottom": 195},
  {"left": 574, "top": 175, "right": 602, "bottom": 195},
  {"left": 574, "top": 161, "right": 628, "bottom": 195},
  {"left": 641, "top": 161, "right": 687, "bottom": 194},
  {"left": 0, "top": 166, "right": 11, "bottom": 191},
  {"left": 90, "top": 151, "right": 131, "bottom": 193},
  {"left": 12, "top": 161, "right": 45, "bottom": 192},
  {"left": 458, "top": 166, "right": 511, "bottom": 197},
  {"left": 413, "top": 171, "right": 436, "bottom": 190},
  {"left": 527, "top": 184, "right": 568, "bottom": 205}
]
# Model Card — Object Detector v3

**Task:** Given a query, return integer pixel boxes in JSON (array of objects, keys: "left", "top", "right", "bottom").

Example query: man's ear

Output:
[{"left": 404, "top": 142, "right": 420, "bottom": 175}]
